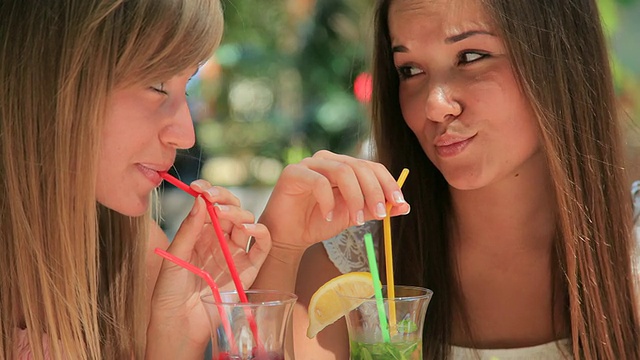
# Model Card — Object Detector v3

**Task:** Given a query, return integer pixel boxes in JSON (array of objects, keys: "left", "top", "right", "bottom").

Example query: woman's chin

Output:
[
  {"left": 98, "top": 197, "right": 150, "bottom": 217},
  {"left": 443, "top": 174, "right": 487, "bottom": 191}
]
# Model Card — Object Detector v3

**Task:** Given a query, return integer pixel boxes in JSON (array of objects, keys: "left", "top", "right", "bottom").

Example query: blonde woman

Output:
[
  {"left": 254, "top": 0, "right": 640, "bottom": 358},
  {"left": 0, "top": 1, "right": 271, "bottom": 359}
]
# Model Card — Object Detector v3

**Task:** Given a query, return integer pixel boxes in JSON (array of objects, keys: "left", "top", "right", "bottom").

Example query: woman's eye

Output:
[
  {"left": 459, "top": 51, "right": 488, "bottom": 65},
  {"left": 397, "top": 65, "right": 423, "bottom": 79},
  {"left": 150, "top": 82, "right": 167, "bottom": 94}
]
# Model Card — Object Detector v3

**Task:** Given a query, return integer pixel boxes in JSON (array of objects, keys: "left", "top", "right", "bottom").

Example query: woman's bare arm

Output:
[{"left": 293, "top": 243, "right": 349, "bottom": 359}]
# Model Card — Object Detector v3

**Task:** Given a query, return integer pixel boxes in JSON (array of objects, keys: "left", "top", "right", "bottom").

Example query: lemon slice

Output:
[{"left": 306, "top": 272, "right": 376, "bottom": 338}]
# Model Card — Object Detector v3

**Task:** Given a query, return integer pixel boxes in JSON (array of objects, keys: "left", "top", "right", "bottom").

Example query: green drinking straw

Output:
[{"left": 364, "top": 232, "right": 391, "bottom": 343}]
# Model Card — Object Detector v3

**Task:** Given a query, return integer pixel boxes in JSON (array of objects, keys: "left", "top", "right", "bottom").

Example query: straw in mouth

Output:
[
  {"left": 157, "top": 172, "right": 262, "bottom": 351},
  {"left": 159, "top": 171, "right": 247, "bottom": 300}
]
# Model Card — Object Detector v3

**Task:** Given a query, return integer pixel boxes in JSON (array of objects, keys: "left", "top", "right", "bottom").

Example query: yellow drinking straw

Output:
[{"left": 384, "top": 168, "right": 409, "bottom": 336}]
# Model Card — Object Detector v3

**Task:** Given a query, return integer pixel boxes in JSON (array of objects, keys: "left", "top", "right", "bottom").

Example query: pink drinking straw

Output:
[
  {"left": 161, "top": 172, "right": 199, "bottom": 197},
  {"left": 160, "top": 172, "right": 247, "bottom": 300},
  {"left": 153, "top": 248, "right": 237, "bottom": 352},
  {"left": 159, "top": 172, "right": 263, "bottom": 351}
]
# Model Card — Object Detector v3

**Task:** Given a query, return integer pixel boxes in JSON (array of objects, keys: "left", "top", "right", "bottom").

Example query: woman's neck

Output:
[
  {"left": 450, "top": 156, "right": 556, "bottom": 254},
  {"left": 448, "top": 158, "right": 568, "bottom": 348}
]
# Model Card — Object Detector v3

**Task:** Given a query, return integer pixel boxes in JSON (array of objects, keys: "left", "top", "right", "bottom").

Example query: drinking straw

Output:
[
  {"left": 384, "top": 168, "right": 409, "bottom": 335},
  {"left": 364, "top": 232, "right": 391, "bottom": 343},
  {"left": 159, "top": 172, "right": 247, "bottom": 302},
  {"left": 153, "top": 248, "right": 237, "bottom": 352},
  {"left": 158, "top": 172, "right": 262, "bottom": 351},
  {"left": 161, "top": 172, "right": 199, "bottom": 197}
]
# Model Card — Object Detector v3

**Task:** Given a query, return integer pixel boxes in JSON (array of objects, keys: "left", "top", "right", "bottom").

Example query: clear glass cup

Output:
[
  {"left": 337, "top": 285, "right": 433, "bottom": 360},
  {"left": 201, "top": 289, "right": 297, "bottom": 360}
]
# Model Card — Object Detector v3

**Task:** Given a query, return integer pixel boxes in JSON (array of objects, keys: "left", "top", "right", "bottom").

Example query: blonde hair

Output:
[
  {"left": 372, "top": 0, "right": 639, "bottom": 358},
  {"left": 0, "top": 0, "right": 223, "bottom": 358}
]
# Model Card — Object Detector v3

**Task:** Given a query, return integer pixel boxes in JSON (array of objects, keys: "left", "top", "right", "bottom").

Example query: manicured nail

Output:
[
  {"left": 401, "top": 204, "right": 411, "bottom": 215},
  {"left": 215, "top": 204, "right": 229, "bottom": 212},
  {"left": 376, "top": 202, "right": 387, "bottom": 218},
  {"left": 356, "top": 210, "right": 365, "bottom": 225},
  {"left": 393, "top": 191, "right": 406, "bottom": 204},
  {"left": 325, "top": 211, "right": 333, "bottom": 222},
  {"left": 243, "top": 223, "right": 257, "bottom": 230},
  {"left": 206, "top": 187, "right": 220, "bottom": 197}
]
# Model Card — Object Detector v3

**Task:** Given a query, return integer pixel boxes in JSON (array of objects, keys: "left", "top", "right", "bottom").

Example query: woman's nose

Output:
[
  {"left": 160, "top": 100, "right": 196, "bottom": 149},
  {"left": 424, "top": 84, "right": 462, "bottom": 123}
]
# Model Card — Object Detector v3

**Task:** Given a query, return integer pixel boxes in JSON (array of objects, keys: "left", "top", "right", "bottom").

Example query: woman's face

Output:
[
  {"left": 96, "top": 68, "right": 198, "bottom": 216},
  {"left": 389, "top": 0, "right": 543, "bottom": 190}
]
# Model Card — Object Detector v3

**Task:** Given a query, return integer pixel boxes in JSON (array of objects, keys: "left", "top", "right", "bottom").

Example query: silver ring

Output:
[{"left": 245, "top": 236, "right": 255, "bottom": 253}]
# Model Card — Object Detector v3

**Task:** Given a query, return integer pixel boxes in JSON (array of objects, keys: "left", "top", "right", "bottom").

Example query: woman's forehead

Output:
[{"left": 388, "top": 0, "right": 493, "bottom": 38}]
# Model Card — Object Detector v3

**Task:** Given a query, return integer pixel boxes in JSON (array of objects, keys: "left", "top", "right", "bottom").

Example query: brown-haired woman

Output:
[{"left": 254, "top": 0, "right": 640, "bottom": 358}]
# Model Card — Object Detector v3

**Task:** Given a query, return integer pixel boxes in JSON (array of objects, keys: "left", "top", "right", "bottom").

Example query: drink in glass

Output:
[
  {"left": 201, "top": 289, "right": 297, "bottom": 360},
  {"left": 338, "top": 285, "right": 432, "bottom": 360}
]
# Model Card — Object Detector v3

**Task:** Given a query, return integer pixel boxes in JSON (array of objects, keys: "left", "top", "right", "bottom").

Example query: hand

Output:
[
  {"left": 148, "top": 180, "right": 271, "bottom": 356},
  {"left": 259, "top": 150, "right": 410, "bottom": 252},
  {"left": 188, "top": 180, "right": 272, "bottom": 291}
]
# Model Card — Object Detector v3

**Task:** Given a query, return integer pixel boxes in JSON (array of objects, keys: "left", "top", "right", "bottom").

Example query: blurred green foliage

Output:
[
  {"left": 599, "top": 0, "right": 640, "bottom": 115},
  {"left": 189, "top": 0, "right": 372, "bottom": 186},
  {"left": 187, "top": 0, "right": 639, "bottom": 187}
]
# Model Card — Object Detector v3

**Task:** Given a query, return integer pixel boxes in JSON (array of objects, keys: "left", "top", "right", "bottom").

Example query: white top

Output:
[
  {"left": 450, "top": 339, "right": 571, "bottom": 359},
  {"left": 322, "top": 222, "right": 573, "bottom": 359}
]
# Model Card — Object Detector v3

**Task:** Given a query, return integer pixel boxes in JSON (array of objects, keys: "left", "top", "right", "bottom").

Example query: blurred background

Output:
[{"left": 157, "top": 0, "right": 640, "bottom": 239}]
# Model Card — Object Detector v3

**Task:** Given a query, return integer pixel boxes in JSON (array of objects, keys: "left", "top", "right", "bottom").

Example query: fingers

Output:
[
  {"left": 301, "top": 150, "right": 410, "bottom": 225},
  {"left": 233, "top": 223, "right": 271, "bottom": 264},
  {"left": 213, "top": 203, "right": 255, "bottom": 227},
  {"left": 165, "top": 196, "right": 208, "bottom": 262},
  {"left": 189, "top": 179, "right": 241, "bottom": 207},
  {"left": 277, "top": 163, "right": 337, "bottom": 221},
  {"left": 194, "top": 203, "right": 261, "bottom": 260},
  {"left": 189, "top": 179, "right": 248, "bottom": 232}
]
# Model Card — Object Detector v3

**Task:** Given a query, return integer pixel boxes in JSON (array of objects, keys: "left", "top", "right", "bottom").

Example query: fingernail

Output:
[
  {"left": 243, "top": 223, "right": 257, "bottom": 230},
  {"left": 401, "top": 204, "right": 411, "bottom": 215},
  {"left": 393, "top": 191, "right": 406, "bottom": 204},
  {"left": 190, "top": 197, "right": 204, "bottom": 216},
  {"left": 325, "top": 211, "right": 333, "bottom": 222},
  {"left": 356, "top": 210, "right": 365, "bottom": 225},
  {"left": 206, "top": 187, "right": 220, "bottom": 197},
  {"left": 215, "top": 204, "right": 229, "bottom": 212},
  {"left": 376, "top": 202, "right": 387, "bottom": 218}
]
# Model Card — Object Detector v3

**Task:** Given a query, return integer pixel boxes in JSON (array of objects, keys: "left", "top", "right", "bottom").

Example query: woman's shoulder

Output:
[{"left": 322, "top": 221, "right": 380, "bottom": 274}]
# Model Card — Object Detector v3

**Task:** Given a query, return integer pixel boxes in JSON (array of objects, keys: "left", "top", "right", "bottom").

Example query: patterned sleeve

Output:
[{"left": 322, "top": 221, "right": 380, "bottom": 274}]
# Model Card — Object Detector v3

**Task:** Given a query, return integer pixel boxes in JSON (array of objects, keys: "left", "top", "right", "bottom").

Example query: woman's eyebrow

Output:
[
  {"left": 445, "top": 30, "right": 495, "bottom": 44},
  {"left": 392, "top": 45, "right": 408, "bottom": 53},
  {"left": 392, "top": 29, "right": 496, "bottom": 53}
]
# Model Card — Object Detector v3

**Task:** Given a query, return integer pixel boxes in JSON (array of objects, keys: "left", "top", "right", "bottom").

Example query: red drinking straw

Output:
[
  {"left": 160, "top": 172, "right": 247, "bottom": 302},
  {"left": 159, "top": 172, "right": 262, "bottom": 350},
  {"left": 154, "top": 248, "right": 237, "bottom": 352},
  {"left": 161, "top": 173, "right": 199, "bottom": 197}
]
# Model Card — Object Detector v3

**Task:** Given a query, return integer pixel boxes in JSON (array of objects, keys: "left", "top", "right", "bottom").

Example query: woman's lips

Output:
[
  {"left": 434, "top": 134, "right": 475, "bottom": 157},
  {"left": 137, "top": 164, "right": 163, "bottom": 186}
]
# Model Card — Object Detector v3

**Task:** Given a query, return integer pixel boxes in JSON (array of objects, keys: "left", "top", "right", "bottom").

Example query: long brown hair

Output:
[
  {"left": 0, "top": 0, "right": 222, "bottom": 358},
  {"left": 371, "top": 0, "right": 640, "bottom": 358}
]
